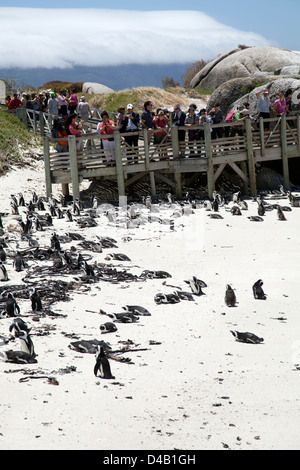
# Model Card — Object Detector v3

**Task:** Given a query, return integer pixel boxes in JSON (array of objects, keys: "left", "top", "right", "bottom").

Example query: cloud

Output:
[{"left": 0, "top": 8, "right": 273, "bottom": 69}]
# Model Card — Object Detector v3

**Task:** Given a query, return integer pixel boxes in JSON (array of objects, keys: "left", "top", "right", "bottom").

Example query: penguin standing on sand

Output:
[
  {"left": 0, "top": 244, "right": 6, "bottom": 262},
  {"left": 225, "top": 284, "right": 237, "bottom": 307},
  {"left": 28, "top": 287, "right": 43, "bottom": 312},
  {"left": 184, "top": 276, "right": 207, "bottom": 296},
  {"left": 277, "top": 205, "right": 286, "bottom": 221},
  {"left": 5, "top": 293, "right": 20, "bottom": 317},
  {"left": 94, "top": 345, "right": 115, "bottom": 379},
  {"left": 0, "top": 262, "right": 8, "bottom": 281},
  {"left": 252, "top": 279, "right": 267, "bottom": 300},
  {"left": 13, "top": 252, "right": 26, "bottom": 272}
]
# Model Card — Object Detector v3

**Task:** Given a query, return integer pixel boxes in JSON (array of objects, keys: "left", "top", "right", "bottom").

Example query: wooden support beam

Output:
[
  {"left": 245, "top": 118, "right": 257, "bottom": 197},
  {"left": 259, "top": 117, "right": 265, "bottom": 157},
  {"left": 205, "top": 123, "right": 215, "bottom": 198},
  {"left": 154, "top": 171, "right": 176, "bottom": 188},
  {"left": 214, "top": 163, "right": 226, "bottom": 183},
  {"left": 124, "top": 171, "right": 148, "bottom": 188},
  {"left": 114, "top": 131, "right": 125, "bottom": 196},
  {"left": 228, "top": 161, "right": 249, "bottom": 184},
  {"left": 174, "top": 172, "right": 182, "bottom": 199},
  {"left": 281, "top": 116, "right": 290, "bottom": 190},
  {"left": 171, "top": 127, "right": 180, "bottom": 159},
  {"left": 43, "top": 136, "right": 52, "bottom": 198},
  {"left": 68, "top": 136, "right": 80, "bottom": 201}
]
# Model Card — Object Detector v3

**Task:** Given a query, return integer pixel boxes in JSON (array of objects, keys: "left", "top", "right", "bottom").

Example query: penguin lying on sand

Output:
[
  {"left": 100, "top": 322, "right": 118, "bottom": 333},
  {"left": 230, "top": 330, "right": 264, "bottom": 344},
  {"left": 122, "top": 305, "right": 152, "bottom": 316},
  {"left": 184, "top": 276, "right": 207, "bottom": 296},
  {"left": 0, "top": 350, "right": 37, "bottom": 364},
  {"left": 69, "top": 339, "right": 111, "bottom": 354}
]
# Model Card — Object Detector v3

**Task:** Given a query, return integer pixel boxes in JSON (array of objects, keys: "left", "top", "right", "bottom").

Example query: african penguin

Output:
[
  {"left": 0, "top": 244, "right": 6, "bottom": 262},
  {"left": 230, "top": 330, "right": 264, "bottom": 344},
  {"left": 5, "top": 293, "right": 20, "bottom": 317},
  {"left": 0, "top": 262, "right": 8, "bottom": 281},
  {"left": 225, "top": 284, "right": 237, "bottom": 307},
  {"left": 28, "top": 287, "right": 43, "bottom": 312},
  {"left": 122, "top": 305, "right": 152, "bottom": 316},
  {"left": 252, "top": 279, "right": 267, "bottom": 300},
  {"left": 100, "top": 322, "right": 118, "bottom": 334},
  {"left": 94, "top": 345, "right": 115, "bottom": 379},
  {"left": 0, "top": 350, "right": 37, "bottom": 364}
]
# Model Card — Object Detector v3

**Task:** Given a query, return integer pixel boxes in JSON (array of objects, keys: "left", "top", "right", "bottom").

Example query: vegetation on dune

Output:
[{"left": 0, "top": 111, "right": 42, "bottom": 175}]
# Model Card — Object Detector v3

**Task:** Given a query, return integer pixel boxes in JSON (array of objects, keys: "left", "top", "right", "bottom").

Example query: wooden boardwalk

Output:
[{"left": 16, "top": 108, "right": 300, "bottom": 201}]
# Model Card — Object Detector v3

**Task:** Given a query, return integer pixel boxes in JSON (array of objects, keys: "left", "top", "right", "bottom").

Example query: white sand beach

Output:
[{"left": 0, "top": 157, "right": 299, "bottom": 451}]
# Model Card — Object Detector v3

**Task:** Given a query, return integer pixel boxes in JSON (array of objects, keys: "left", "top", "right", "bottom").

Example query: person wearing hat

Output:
[
  {"left": 77, "top": 96, "right": 92, "bottom": 131},
  {"left": 256, "top": 87, "right": 271, "bottom": 131},
  {"left": 171, "top": 104, "right": 186, "bottom": 157},
  {"left": 185, "top": 104, "right": 199, "bottom": 157},
  {"left": 120, "top": 104, "right": 140, "bottom": 162},
  {"left": 47, "top": 92, "right": 59, "bottom": 116},
  {"left": 21, "top": 92, "right": 27, "bottom": 108}
]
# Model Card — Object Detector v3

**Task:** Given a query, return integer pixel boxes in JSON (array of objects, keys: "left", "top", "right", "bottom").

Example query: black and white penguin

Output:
[
  {"left": 209, "top": 213, "right": 224, "bottom": 219},
  {"left": 94, "top": 345, "right": 115, "bottom": 379},
  {"left": 239, "top": 199, "right": 248, "bottom": 210},
  {"left": 69, "top": 339, "right": 111, "bottom": 354},
  {"left": 0, "top": 262, "right": 9, "bottom": 282},
  {"left": 72, "top": 199, "right": 81, "bottom": 216},
  {"left": 232, "top": 191, "right": 241, "bottom": 204},
  {"left": 37, "top": 197, "right": 45, "bottom": 211},
  {"left": 277, "top": 205, "right": 287, "bottom": 221},
  {"left": 108, "top": 312, "right": 139, "bottom": 323},
  {"left": 247, "top": 216, "right": 264, "bottom": 222},
  {"left": 225, "top": 284, "right": 237, "bottom": 307},
  {"left": 65, "top": 209, "right": 73, "bottom": 222},
  {"left": 122, "top": 305, "right": 152, "bottom": 316},
  {"left": 211, "top": 196, "right": 219, "bottom": 212},
  {"left": 51, "top": 232, "right": 61, "bottom": 251},
  {"left": 105, "top": 253, "right": 131, "bottom": 262},
  {"left": 184, "top": 276, "right": 207, "bottom": 296},
  {"left": 175, "top": 290, "right": 195, "bottom": 301},
  {"left": 5, "top": 293, "right": 20, "bottom": 317},
  {"left": 252, "top": 279, "right": 267, "bottom": 300},
  {"left": 28, "top": 287, "right": 43, "bottom": 312},
  {"left": 0, "top": 350, "right": 37, "bottom": 364},
  {"left": 257, "top": 200, "right": 265, "bottom": 216},
  {"left": 154, "top": 292, "right": 180, "bottom": 304},
  {"left": 9, "top": 317, "right": 30, "bottom": 337},
  {"left": 0, "top": 244, "right": 6, "bottom": 262},
  {"left": 15, "top": 329, "right": 36, "bottom": 358},
  {"left": 231, "top": 205, "right": 242, "bottom": 215},
  {"left": 100, "top": 322, "right": 118, "bottom": 333},
  {"left": 230, "top": 330, "right": 264, "bottom": 344},
  {"left": 18, "top": 193, "right": 25, "bottom": 207}
]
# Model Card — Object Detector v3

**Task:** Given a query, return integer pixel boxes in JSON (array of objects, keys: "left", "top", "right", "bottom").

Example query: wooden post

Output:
[
  {"left": 68, "top": 135, "right": 80, "bottom": 201},
  {"left": 33, "top": 111, "right": 37, "bottom": 134},
  {"left": 43, "top": 136, "right": 52, "bottom": 197},
  {"left": 204, "top": 123, "right": 215, "bottom": 198},
  {"left": 114, "top": 131, "right": 125, "bottom": 197},
  {"left": 245, "top": 118, "right": 257, "bottom": 197},
  {"left": 143, "top": 129, "right": 156, "bottom": 196},
  {"left": 259, "top": 117, "right": 265, "bottom": 157},
  {"left": 174, "top": 172, "right": 182, "bottom": 199},
  {"left": 40, "top": 112, "right": 44, "bottom": 137},
  {"left": 281, "top": 115, "right": 290, "bottom": 190},
  {"left": 240, "top": 161, "right": 248, "bottom": 195},
  {"left": 171, "top": 126, "right": 179, "bottom": 159}
]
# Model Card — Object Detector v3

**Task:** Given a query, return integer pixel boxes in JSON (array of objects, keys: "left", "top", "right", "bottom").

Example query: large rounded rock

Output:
[
  {"left": 82, "top": 82, "right": 114, "bottom": 94},
  {"left": 192, "top": 46, "right": 300, "bottom": 91},
  {"left": 230, "top": 77, "right": 300, "bottom": 119},
  {"left": 207, "top": 76, "right": 300, "bottom": 117}
]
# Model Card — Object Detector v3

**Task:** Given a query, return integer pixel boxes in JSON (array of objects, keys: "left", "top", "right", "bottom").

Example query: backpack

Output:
[{"left": 225, "top": 109, "right": 237, "bottom": 123}]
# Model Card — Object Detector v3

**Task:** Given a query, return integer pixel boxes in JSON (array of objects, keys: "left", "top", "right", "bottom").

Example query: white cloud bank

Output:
[{"left": 0, "top": 8, "right": 273, "bottom": 69}]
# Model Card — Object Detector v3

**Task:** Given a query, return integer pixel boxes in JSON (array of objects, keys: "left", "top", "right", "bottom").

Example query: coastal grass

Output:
[{"left": 0, "top": 110, "right": 42, "bottom": 175}]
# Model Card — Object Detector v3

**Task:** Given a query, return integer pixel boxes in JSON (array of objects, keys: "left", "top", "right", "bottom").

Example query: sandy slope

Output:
[{"left": 0, "top": 159, "right": 299, "bottom": 451}]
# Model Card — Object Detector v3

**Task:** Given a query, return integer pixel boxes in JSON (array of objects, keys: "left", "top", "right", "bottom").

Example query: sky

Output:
[{"left": 0, "top": 1, "right": 299, "bottom": 71}]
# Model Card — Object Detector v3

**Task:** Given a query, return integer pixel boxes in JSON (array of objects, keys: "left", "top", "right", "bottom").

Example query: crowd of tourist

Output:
[{"left": 5, "top": 87, "right": 296, "bottom": 163}]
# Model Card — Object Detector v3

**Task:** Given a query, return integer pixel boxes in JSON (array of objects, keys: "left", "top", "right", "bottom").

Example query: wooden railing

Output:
[{"left": 9, "top": 107, "right": 300, "bottom": 200}]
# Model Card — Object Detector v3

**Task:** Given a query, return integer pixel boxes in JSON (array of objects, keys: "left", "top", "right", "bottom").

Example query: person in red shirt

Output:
[
  {"left": 153, "top": 110, "right": 169, "bottom": 160},
  {"left": 8, "top": 94, "right": 22, "bottom": 113},
  {"left": 97, "top": 111, "right": 116, "bottom": 165}
]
